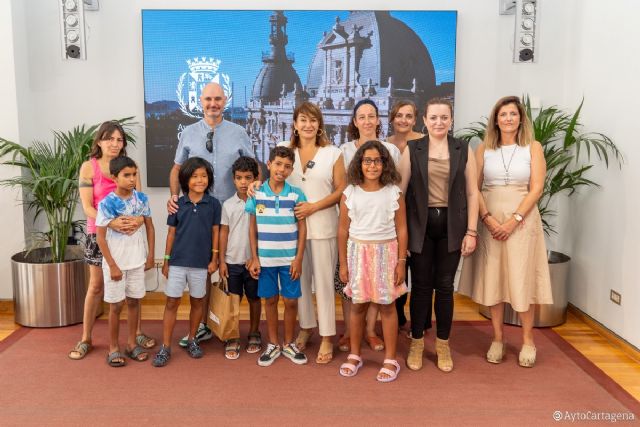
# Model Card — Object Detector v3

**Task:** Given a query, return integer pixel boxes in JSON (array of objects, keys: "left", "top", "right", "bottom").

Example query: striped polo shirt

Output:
[{"left": 245, "top": 179, "right": 307, "bottom": 267}]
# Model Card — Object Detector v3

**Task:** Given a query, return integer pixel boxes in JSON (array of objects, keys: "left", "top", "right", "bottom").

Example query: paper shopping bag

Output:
[{"left": 207, "top": 278, "right": 240, "bottom": 341}]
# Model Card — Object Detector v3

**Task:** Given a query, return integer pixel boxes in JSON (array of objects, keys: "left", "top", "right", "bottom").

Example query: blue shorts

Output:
[
  {"left": 227, "top": 263, "right": 258, "bottom": 300},
  {"left": 258, "top": 265, "right": 301, "bottom": 299}
]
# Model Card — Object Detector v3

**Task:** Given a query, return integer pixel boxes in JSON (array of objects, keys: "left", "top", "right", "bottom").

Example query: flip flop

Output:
[
  {"left": 68, "top": 341, "right": 92, "bottom": 360},
  {"left": 316, "top": 340, "right": 333, "bottom": 364},
  {"left": 107, "top": 351, "right": 126, "bottom": 367},
  {"left": 136, "top": 334, "right": 156, "bottom": 349},
  {"left": 377, "top": 359, "right": 400, "bottom": 383},
  {"left": 339, "top": 354, "right": 363, "bottom": 377},
  {"left": 125, "top": 345, "right": 149, "bottom": 362}
]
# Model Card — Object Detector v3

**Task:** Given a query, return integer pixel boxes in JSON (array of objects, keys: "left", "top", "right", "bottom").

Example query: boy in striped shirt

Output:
[{"left": 246, "top": 146, "right": 307, "bottom": 366}]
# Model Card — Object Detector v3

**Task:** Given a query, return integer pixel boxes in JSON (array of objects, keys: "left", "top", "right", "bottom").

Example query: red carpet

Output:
[{"left": 0, "top": 320, "right": 638, "bottom": 426}]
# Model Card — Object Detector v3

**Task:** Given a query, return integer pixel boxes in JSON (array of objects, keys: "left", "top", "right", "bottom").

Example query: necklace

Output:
[{"left": 500, "top": 144, "right": 518, "bottom": 185}]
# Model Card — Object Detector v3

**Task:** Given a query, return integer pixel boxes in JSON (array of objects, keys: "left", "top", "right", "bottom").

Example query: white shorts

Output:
[
  {"left": 165, "top": 266, "right": 208, "bottom": 299},
  {"left": 103, "top": 264, "right": 146, "bottom": 303}
]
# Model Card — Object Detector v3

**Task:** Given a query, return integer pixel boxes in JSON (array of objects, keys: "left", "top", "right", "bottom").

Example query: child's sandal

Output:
[
  {"left": 246, "top": 332, "right": 262, "bottom": 354},
  {"left": 339, "top": 354, "right": 363, "bottom": 377},
  {"left": 225, "top": 339, "right": 241, "bottom": 360},
  {"left": 377, "top": 359, "right": 400, "bottom": 383}
]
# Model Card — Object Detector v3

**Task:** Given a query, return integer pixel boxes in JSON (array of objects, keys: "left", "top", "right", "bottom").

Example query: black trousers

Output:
[{"left": 409, "top": 207, "right": 461, "bottom": 340}]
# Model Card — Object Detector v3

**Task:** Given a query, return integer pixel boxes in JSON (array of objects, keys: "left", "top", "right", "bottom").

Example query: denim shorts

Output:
[{"left": 165, "top": 265, "right": 208, "bottom": 298}]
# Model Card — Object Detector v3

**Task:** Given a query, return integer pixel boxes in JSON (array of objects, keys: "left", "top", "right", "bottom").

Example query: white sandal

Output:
[
  {"left": 339, "top": 354, "right": 363, "bottom": 377},
  {"left": 377, "top": 359, "right": 400, "bottom": 383}
]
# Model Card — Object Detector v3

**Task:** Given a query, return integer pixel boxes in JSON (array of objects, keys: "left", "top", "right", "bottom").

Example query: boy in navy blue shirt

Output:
[{"left": 153, "top": 157, "right": 221, "bottom": 367}]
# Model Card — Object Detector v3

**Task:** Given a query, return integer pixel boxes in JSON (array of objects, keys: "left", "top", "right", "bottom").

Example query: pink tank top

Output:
[{"left": 86, "top": 157, "right": 116, "bottom": 233}]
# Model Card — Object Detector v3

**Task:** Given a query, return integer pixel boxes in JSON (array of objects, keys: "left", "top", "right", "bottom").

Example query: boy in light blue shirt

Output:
[{"left": 246, "top": 146, "right": 307, "bottom": 366}]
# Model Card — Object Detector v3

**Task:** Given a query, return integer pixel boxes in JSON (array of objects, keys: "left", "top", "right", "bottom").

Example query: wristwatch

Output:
[{"left": 513, "top": 212, "right": 524, "bottom": 222}]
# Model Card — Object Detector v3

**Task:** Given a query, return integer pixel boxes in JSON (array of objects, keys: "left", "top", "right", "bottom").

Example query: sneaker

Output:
[
  {"left": 179, "top": 323, "right": 213, "bottom": 347},
  {"left": 152, "top": 345, "right": 171, "bottom": 367},
  {"left": 186, "top": 340, "right": 203, "bottom": 359},
  {"left": 257, "top": 343, "right": 281, "bottom": 367},
  {"left": 282, "top": 342, "right": 308, "bottom": 365}
]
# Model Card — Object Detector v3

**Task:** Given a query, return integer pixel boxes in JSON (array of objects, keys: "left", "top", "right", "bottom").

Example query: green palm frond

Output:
[
  {"left": 456, "top": 96, "right": 623, "bottom": 234},
  {"left": 0, "top": 117, "right": 137, "bottom": 262}
]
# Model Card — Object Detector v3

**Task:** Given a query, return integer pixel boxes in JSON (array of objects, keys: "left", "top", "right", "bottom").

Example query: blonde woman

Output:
[{"left": 459, "top": 96, "right": 553, "bottom": 368}]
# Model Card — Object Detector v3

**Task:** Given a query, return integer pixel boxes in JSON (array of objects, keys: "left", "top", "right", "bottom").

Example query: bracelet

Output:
[
  {"left": 163, "top": 254, "right": 171, "bottom": 260},
  {"left": 465, "top": 233, "right": 477, "bottom": 238},
  {"left": 212, "top": 249, "right": 219, "bottom": 253},
  {"left": 398, "top": 258, "right": 407, "bottom": 262},
  {"left": 480, "top": 212, "right": 491, "bottom": 222}
]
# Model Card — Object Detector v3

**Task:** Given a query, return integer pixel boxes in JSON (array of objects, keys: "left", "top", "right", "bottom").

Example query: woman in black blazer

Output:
[{"left": 405, "top": 98, "right": 479, "bottom": 372}]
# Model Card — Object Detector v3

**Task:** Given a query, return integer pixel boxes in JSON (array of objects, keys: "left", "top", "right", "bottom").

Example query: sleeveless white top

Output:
[
  {"left": 344, "top": 184, "right": 401, "bottom": 240},
  {"left": 278, "top": 141, "right": 342, "bottom": 240},
  {"left": 483, "top": 144, "right": 531, "bottom": 186}
]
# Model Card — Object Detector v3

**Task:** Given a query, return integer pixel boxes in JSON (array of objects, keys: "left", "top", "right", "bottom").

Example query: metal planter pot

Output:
[
  {"left": 479, "top": 250, "right": 571, "bottom": 327},
  {"left": 11, "top": 246, "right": 89, "bottom": 327}
]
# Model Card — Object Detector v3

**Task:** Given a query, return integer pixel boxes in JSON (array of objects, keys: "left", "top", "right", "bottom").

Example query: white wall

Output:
[
  {"left": 3, "top": 0, "right": 638, "bottom": 347},
  {"left": 0, "top": 0, "right": 26, "bottom": 299}
]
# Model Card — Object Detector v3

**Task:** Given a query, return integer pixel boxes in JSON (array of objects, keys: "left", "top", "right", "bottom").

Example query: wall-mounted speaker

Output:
[
  {"left": 59, "top": 0, "right": 86, "bottom": 60},
  {"left": 513, "top": 0, "right": 539, "bottom": 63}
]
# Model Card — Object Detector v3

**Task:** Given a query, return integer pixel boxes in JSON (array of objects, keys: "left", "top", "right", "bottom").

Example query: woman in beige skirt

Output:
[{"left": 459, "top": 96, "right": 552, "bottom": 368}]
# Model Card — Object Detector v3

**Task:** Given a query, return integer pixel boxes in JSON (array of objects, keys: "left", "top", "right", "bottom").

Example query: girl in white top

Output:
[
  {"left": 338, "top": 140, "right": 408, "bottom": 383},
  {"left": 335, "top": 99, "right": 409, "bottom": 354},
  {"left": 277, "top": 102, "right": 347, "bottom": 364}
]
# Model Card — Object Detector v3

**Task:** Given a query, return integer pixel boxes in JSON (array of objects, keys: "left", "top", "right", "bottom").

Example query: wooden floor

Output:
[{"left": 1, "top": 293, "right": 639, "bottom": 401}]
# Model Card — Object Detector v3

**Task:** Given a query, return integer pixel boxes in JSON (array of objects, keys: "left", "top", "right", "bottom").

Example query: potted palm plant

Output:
[
  {"left": 457, "top": 96, "right": 623, "bottom": 326},
  {"left": 0, "top": 118, "right": 135, "bottom": 327}
]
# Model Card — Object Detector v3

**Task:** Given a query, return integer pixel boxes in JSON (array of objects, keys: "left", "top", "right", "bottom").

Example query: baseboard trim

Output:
[{"left": 567, "top": 303, "right": 640, "bottom": 363}]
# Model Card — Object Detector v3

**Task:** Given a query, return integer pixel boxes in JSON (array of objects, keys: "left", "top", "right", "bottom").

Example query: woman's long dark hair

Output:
[{"left": 88, "top": 121, "right": 128, "bottom": 159}]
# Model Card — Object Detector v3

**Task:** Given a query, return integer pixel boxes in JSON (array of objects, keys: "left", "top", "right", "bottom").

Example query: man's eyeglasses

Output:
[
  {"left": 362, "top": 157, "right": 383, "bottom": 166},
  {"left": 205, "top": 131, "right": 214, "bottom": 153}
]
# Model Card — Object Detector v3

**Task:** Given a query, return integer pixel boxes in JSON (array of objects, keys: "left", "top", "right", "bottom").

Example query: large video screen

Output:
[{"left": 142, "top": 10, "right": 457, "bottom": 186}]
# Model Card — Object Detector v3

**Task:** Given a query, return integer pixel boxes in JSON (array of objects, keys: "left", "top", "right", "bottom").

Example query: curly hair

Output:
[
  {"left": 347, "top": 140, "right": 400, "bottom": 186},
  {"left": 484, "top": 95, "right": 534, "bottom": 150},
  {"left": 347, "top": 99, "right": 382, "bottom": 140},
  {"left": 231, "top": 156, "right": 259, "bottom": 178}
]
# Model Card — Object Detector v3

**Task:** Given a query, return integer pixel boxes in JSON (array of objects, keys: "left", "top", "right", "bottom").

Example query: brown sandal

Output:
[
  {"left": 316, "top": 340, "right": 333, "bottom": 364},
  {"left": 365, "top": 335, "right": 384, "bottom": 351}
]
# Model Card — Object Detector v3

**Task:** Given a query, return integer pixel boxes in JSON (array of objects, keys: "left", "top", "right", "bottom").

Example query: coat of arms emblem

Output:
[{"left": 176, "top": 57, "right": 233, "bottom": 118}]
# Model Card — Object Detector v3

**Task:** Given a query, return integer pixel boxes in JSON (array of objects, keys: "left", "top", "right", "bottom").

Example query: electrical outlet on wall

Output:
[{"left": 610, "top": 290, "right": 622, "bottom": 305}]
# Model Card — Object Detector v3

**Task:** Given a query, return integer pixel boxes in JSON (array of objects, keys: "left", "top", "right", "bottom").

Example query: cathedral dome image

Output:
[
  {"left": 306, "top": 11, "right": 436, "bottom": 104},
  {"left": 251, "top": 11, "right": 302, "bottom": 104}
]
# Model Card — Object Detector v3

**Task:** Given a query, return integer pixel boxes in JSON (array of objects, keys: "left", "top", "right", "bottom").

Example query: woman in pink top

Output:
[{"left": 68, "top": 121, "right": 155, "bottom": 360}]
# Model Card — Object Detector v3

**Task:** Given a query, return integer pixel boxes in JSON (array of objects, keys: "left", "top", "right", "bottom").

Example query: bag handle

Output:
[{"left": 215, "top": 276, "right": 229, "bottom": 294}]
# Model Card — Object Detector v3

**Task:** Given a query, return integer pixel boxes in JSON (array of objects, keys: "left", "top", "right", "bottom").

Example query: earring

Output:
[
  {"left": 421, "top": 125, "right": 427, "bottom": 134},
  {"left": 317, "top": 129, "right": 324, "bottom": 136},
  {"left": 293, "top": 129, "right": 299, "bottom": 136},
  {"left": 376, "top": 124, "right": 381, "bottom": 137}
]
